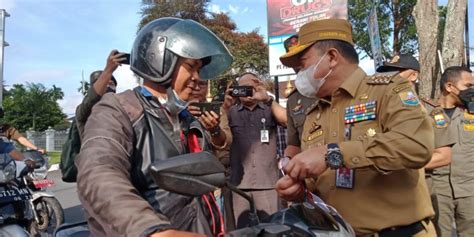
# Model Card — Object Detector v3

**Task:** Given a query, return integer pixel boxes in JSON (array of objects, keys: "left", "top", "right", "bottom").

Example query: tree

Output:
[
  {"left": 2, "top": 83, "right": 66, "bottom": 132},
  {"left": 138, "top": 0, "right": 269, "bottom": 97},
  {"left": 414, "top": 0, "right": 467, "bottom": 99},
  {"left": 413, "top": 0, "right": 439, "bottom": 99},
  {"left": 349, "top": 0, "right": 417, "bottom": 59}
]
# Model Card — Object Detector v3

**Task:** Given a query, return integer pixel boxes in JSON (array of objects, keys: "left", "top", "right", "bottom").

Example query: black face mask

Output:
[{"left": 459, "top": 87, "right": 474, "bottom": 114}]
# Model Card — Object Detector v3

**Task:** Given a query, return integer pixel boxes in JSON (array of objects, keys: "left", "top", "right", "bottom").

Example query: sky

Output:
[{"left": 1, "top": 0, "right": 473, "bottom": 117}]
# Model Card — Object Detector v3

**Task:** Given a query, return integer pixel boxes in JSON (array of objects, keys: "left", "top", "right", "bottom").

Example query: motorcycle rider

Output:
[{"left": 75, "top": 17, "right": 233, "bottom": 237}]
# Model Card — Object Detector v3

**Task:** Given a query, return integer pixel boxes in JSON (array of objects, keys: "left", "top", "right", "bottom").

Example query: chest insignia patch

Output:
[
  {"left": 344, "top": 101, "right": 377, "bottom": 124},
  {"left": 398, "top": 91, "right": 420, "bottom": 106},
  {"left": 463, "top": 113, "right": 474, "bottom": 132},
  {"left": 433, "top": 113, "right": 448, "bottom": 128}
]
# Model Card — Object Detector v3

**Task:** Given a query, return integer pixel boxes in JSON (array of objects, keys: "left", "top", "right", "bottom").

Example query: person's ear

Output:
[
  {"left": 445, "top": 82, "right": 458, "bottom": 94},
  {"left": 327, "top": 48, "right": 339, "bottom": 68}
]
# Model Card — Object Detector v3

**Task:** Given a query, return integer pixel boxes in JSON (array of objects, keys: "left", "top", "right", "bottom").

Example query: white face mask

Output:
[{"left": 295, "top": 53, "right": 332, "bottom": 98}]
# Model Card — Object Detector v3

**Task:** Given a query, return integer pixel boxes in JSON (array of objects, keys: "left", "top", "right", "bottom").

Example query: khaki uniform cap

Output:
[{"left": 280, "top": 19, "right": 354, "bottom": 68}]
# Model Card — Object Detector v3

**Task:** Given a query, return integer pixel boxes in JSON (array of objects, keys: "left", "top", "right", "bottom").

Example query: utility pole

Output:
[
  {"left": 0, "top": 9, "right": 10, "bottom": 106},
  {"left": 465, "top": 4, "right": 470, "bottom": 67}
]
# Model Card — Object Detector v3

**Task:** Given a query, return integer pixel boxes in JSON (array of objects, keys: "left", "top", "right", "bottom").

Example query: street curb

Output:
[{"left": 49, "top": 164, "right": 60, "bottom": 172}]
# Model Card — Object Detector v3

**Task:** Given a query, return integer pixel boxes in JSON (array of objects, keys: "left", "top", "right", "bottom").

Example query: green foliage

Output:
[
  {"left": 349, "top": 0, "right": 418, "bottom": 59},
  {"left": 139, "top": 0, "right": 269, "bottom": 98},
  {"left": 2, "top": 83, "right": 66, "bottom": 132}
]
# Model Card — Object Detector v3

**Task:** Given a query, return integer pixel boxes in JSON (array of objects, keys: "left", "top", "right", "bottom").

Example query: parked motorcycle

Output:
[
  {"left": 54, "top": 151, "right": 355, "bottom": 237},
  {"left": 0, "top": 153, "right": 33, "bottom": 237},
  {"left": 22, "top": 150, "right": 65, "bottom": 236}
]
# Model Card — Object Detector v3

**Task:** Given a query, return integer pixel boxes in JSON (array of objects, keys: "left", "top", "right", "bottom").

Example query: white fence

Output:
[{"left": 26, "top": 128, "right": 68, "bottom": 152}]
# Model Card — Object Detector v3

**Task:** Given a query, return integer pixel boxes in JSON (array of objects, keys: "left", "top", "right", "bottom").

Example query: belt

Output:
[{"left": 377, "top": 219, "right": 428, "bottom": 237}]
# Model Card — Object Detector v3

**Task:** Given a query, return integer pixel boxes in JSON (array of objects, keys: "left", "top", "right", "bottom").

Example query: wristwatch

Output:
[
  {"left": 209, "top": 126, "right": 221, "bottom": 137},
  {"left": 265, "top": 97, "right": 274, "bottom": 106},
  {"left": 325, "top": 143, "right": 344, "bottom": 169}
]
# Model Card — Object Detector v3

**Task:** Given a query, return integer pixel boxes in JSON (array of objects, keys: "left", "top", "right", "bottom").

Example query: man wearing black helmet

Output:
[{"left": 76, "top": 18, "right": 233, "bottom": 237}]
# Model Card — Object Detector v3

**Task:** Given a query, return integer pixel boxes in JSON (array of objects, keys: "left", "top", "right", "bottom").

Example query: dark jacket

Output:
[
  {"left": 75, "top": 87, "right": 102, "bottom": 138},
  {"left": 76, "top": 87, "right": 215, "bottom": 237}
]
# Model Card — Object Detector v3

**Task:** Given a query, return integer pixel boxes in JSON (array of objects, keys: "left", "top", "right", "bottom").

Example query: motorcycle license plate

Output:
[
  {"left": 0, "top": 187, "right": 32, "bottom": 203},
  {"left": 32, "top": 179, "right": 55, "bottom": 189}
]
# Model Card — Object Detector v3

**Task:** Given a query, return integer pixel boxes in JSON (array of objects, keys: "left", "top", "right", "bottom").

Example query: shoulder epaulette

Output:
[
  {"left": 421, "top": 97, "right": 439, "bottom": 108},
  {"left": 366, "top": 71, "right": 398, "bottom": 85},
  {"left": 286, "top": 87, "right": 297, "bottom": 98}
]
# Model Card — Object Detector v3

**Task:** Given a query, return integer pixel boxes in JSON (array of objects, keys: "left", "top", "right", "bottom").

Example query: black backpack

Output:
[{"left": 59, "top": 120, "right": 81, "bottom": 182}]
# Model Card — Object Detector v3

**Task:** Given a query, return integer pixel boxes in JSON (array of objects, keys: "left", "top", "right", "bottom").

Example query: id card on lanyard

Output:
[{"left": 261, "top": 118, "right": 269, "bottom": 143}]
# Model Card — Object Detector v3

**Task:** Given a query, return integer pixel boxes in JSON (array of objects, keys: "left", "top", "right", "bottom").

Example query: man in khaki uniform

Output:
[
  {"left": 276, "top": 19, "right": 436, "bottom": 236},
  {"left": 377, "top": 55, "right": 456, "bottom": 234},
  {"left": 281, "top": 35, "right": 319, "bottom": 159},
  {"left": 433, "top": 66, "right": 474, "bottom": 237}
]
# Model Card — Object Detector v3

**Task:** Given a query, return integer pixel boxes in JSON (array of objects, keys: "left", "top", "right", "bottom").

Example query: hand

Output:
[
  {"left": 275, "top": 175, "right": 305, "bottom": 202},
  {"left": 222, "top": 82, "right": 236, "bottom": 111},
  {"left": 37, "top": 148, "right": 46, "bottom": 154},
  {"left": 150, "top": 229, "right": 206, "bottom": 237},
  {"left": 250, "top": 78, "right": 270, "bottom": 102},
  {"left": 104, "top": 50, "right": 125, "bottom": 74},
  {"left": 187, "top": 104, "right": 202, "bottom": 117},
  {"left": 284, "top": 145, "right": 328, "bottom": 180},
  {"left": 198, "top": 111, "right": 220, "bottom": 131}
]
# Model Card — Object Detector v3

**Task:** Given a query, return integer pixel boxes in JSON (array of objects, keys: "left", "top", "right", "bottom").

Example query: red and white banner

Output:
[{"left": 267, "top": 0, "right": 347, "bottom": 76}]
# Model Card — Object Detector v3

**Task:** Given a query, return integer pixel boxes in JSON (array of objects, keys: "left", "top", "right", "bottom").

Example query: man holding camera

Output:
[
  {"left": 75, "top": 50, "right": 124, "bottom": 138},
  {"left": 227, "top": 72, "right": 286, "bottom": 228}
]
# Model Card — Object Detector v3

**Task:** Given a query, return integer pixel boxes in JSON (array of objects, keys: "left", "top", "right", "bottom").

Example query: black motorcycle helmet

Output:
[{"left": 130, "top": 17, "right": 233, "bottom": 85}]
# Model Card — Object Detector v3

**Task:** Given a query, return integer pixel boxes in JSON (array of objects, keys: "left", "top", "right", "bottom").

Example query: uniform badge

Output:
[
  {"left": 398, "top": 90, "right": 420, "bottom": 106},
  {"left": 306, "top": 130, "right": 323, "bottom": 141},
  {"left": 463, "top": 112, "right": 474, "bottom": 132},
  {"left": 359, "top": 94, "right": 369, "bottom": 100},
  {"left": 344, "top": 101, "right": 377, "bottom": 124},
  {"left": 292, "top": 104, "right": 304, "bottom": 115},
  {"left": 308, "top": 122, "right": 321, "bottom": 135},
  {"left": 335, "top": 168, "right": 354, "bottom": 189},
  {"left": 366, "top": 128, "right": 376, "bottom": 137},
  {"left": 433, "top": 113, "right": 448, "bottom": 128}
]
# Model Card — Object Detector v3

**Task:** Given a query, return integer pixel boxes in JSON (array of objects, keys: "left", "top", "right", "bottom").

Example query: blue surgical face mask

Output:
[
  {"left": 163, "top": 87, "right": 188, "bottom": 115},
  {"left": 295, "top": 53, "right": 332, "bottom": 98}
]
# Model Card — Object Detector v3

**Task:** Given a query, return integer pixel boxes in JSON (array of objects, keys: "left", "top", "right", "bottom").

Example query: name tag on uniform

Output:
[
  {"left": 344, "top": 101, "right": 377, "bottom": 124},
  {"left": 261, "top": 129, "right": 269, "bottom": 143},
  {"left": 335, "top": 168, "right": 354, "bottom": 189}
]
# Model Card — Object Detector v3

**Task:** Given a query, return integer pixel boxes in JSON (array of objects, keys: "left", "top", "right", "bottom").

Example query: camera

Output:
[{"left": 230, "top": 86, "right": 253, "bottom": 97}]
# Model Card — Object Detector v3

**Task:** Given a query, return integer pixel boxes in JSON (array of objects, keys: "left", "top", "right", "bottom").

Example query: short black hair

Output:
[
  {"left": 440, "top": 66, "right": 472, "bottom": 92},
  {"left": 313, "top": 40, "right": 359, "bottom": 64}
]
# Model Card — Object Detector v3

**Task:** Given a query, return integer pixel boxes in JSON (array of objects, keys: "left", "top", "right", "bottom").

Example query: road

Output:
[{"left": 49, "top": 170, "right": 85, "bottom": 224}]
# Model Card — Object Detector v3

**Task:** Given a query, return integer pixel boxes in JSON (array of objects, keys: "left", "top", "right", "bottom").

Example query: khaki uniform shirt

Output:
[
  {"left": 286, "top": 89, "right": 318, "bottom": 147},
  {"left": 301, "top": 68, "right": 435, "bottom": 235},
  {"left": 433, "top": 107, "right": 474, "bottom": 198},
  {"left": 0, "top": 124, "right": 22, "bottom": 140},
  {"left": 422, "top": 100, "right": 456, "bottom": 194}
]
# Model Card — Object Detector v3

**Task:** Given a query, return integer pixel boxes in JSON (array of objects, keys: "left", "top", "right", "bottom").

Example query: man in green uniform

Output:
[
  {"left": 434, "top": 66, "right": 474, "bottom": 237},
  {"left": 378, "top": 55, "right": 457, "bottom": 234},
  {"left": 276, "top": 19, "right": 436, "bottom": 236},
  {"left": 281, "top": 35, "right": 319, "bottom": 159}
]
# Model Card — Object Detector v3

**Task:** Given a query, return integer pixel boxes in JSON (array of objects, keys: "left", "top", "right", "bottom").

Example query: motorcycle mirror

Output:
[
  {"left": 23, "top": 150, "right": 45, "bottom": 168},
  {"left": 149, "top": 151, "right": 226, "bottom": 196}
]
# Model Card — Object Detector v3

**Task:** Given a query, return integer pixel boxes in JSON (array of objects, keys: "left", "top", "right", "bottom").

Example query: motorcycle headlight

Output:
[{"left": 0, "top": 154, "right": 16, "bottom": 184}]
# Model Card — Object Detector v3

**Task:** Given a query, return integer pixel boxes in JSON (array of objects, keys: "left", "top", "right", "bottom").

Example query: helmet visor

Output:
[{"left": 165, "top": 20, "right": 233, "bottom": 80}]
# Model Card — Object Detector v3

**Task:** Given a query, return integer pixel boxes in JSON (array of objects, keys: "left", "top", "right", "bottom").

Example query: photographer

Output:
[
  {"left": 227, "top": 72, "right": 286, "bottom": 228},
  {"left": 188, "top": 79, "right": 232, "bottom": 150},
  {"left": 75, "top": 50, "right": 125, "bottom": 138}
]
